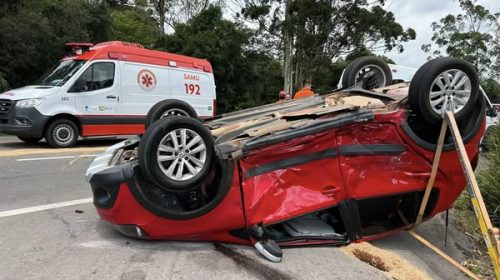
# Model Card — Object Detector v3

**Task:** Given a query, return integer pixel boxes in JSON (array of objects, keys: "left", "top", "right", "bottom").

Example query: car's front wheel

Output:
[
  {"left": 139, "top": 115, "right": 214, "bottom": 192},
  {"left": 45, "top": 119, "right": 79, "bottom": 148}
]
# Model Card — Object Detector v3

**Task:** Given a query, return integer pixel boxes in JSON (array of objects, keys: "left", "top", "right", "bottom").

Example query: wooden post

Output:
[
  {"left": 414, "top": 120, "right": 448, "bottom": 226},
  {"left": 445, "top": 111, "right": 500, "bottom": 279}
]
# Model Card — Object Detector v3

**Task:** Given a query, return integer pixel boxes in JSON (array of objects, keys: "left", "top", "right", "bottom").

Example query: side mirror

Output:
[
  {"left": 487, "top": 108, "right": 498, "bottom": 117},
  {"left": 70, "top": 77, "right": 87, "bottom": 92}
]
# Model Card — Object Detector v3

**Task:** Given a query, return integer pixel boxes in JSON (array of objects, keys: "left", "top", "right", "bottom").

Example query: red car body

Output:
[{"left": 88, "top": 98, "right": 485, "bottom": 246}]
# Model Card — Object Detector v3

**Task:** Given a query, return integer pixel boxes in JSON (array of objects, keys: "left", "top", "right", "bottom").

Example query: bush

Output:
[
  {"left": 477, "top": 125, "right": 500, "bottom": 226},
  {"left": 0, "top": 72, "right": 8, "bottom": 92}
]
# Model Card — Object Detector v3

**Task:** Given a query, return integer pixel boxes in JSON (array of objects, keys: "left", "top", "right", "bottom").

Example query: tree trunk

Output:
[
  {"left": 158, "top": 0, "right": 166, "bottom": 35},
  {"left": 283, "top": 0, "right": 293, "bottom": 96}
]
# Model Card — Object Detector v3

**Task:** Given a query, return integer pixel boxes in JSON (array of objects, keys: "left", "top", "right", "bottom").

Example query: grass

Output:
[
  {"left": 477, "top": 125, "right": 500, "bottom": 227},
  {"left": 452, "top": 125, "right": 500, "bottom": 279}
]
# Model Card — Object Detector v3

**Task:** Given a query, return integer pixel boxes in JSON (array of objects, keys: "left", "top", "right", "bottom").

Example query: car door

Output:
[
  {"left": 239, "top": 130, "right": 346, "bottom": 227},
  {"left": 335, "top": 122, "right": 435, "bottom": 237},
  {"left": 73, "top": 61, "right": 122, "bottom": 136}
]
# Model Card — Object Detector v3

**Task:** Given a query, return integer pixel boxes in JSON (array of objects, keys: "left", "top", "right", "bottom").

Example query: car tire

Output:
[
  {"left": 17, "top": 136, "right": 42, "bottom": 144},
  {"left": 341, "top": 56, "right": 393, "bottom": 90},
  {"left": 145, "top": 100, "right": 198, "bottom": 129},
  {"left": 45, "top": 119, "right": 78, "bottom": 148},
  {"left": 139, "top": 115, "right": 214, "bottom": 192},
  {"left": 409, "top": 57, "right": 479, "bottom": 125}
]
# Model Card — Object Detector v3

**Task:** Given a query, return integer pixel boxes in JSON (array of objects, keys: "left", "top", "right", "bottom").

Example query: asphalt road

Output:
[{"left": 0, "top": 136, "right": 477, "bottom": 280}]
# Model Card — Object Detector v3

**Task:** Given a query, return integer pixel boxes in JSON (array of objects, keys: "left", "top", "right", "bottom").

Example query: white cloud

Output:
[{"left": 379, "top": 0, "right": 500, "bottom": 68}]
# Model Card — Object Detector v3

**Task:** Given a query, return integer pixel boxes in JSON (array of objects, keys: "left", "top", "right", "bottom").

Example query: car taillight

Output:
[{"left": 213, "top": 99, "right": 217, "bottom": 116}]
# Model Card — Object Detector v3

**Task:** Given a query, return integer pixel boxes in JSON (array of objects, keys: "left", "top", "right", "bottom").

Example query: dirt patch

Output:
[{"left": 343, "top": 242, "right": 431, "bottom": 280}]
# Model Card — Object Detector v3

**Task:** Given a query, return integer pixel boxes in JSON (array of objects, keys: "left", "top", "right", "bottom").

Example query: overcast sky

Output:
[{"left": 380, "top": 0, "right": 500, "bottom": 68}]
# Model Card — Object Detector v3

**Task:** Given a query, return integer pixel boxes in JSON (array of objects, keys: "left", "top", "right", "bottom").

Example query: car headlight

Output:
[{"left": 16, "top": 98, "right": 45, "bottom": 108}]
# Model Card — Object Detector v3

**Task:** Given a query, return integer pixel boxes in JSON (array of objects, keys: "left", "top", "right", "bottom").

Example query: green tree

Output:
[
  {"left": 157, "top": 5, "right": 282, "bottom": 112},
  {"left": 0, "top": 0, "right": 113, "bottom": 89},
  {"left": 0, "top": 72, "right": 9, "bottom": 92},
  {"left": 481, "top": 78, "right": 500, "bottom": 103},
  {"left": 422, "top": 0, "right": 500, "bottom": 80},
  {"left": 110, "top": 7, "right": 160, "bottom": 46},
  {"left": 241, "top": 0, "right": 415, "bottom": 92}
]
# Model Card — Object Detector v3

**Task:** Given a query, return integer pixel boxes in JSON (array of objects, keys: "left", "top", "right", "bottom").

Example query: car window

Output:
[{"left": 75, "top": 62, "right": 115, "bottom": 92}]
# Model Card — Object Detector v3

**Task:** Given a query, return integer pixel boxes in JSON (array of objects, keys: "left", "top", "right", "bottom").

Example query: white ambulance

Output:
[{"left": 0, "top": 41, "right": 216, "bottom": 147}]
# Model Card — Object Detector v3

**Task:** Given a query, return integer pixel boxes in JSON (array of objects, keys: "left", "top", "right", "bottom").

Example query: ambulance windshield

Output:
[{"left": 36, "top": 60, "right": 86, "bottom": 86}]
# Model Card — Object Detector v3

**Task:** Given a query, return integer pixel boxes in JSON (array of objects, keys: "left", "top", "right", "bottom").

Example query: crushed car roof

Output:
[{"left": 208, "top": 83, "right": 409, "bottom": 159}]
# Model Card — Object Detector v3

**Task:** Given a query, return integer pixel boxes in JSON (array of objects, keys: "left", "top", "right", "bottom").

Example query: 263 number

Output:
[{"left": 184, "top": 83, "right": 200, "bottom": 95}]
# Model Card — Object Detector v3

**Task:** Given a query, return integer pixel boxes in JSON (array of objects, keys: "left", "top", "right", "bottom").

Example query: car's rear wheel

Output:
[
  {"left": 139, "top": 115, "right": 214, "bottom": 192},
  {"left": 17, "top": 136, "right": 42, "bottom": 144},
  {"left": 45, "top": 119, "right": 78, "bottom": 148},
  {"left": 341, "top": 56, "right": 393, "bottom": 90},
  {"left": 145, "top": 100, "right": 198, "bottom": 129},
  {"left": 409, "top": 57, "right": 479, "bottom": 125}
]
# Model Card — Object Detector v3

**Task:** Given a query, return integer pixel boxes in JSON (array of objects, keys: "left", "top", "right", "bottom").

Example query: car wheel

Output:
[
  {"left": 341, "top": 56, "right": 393, "bottom": 90},
  {"left": 17, "top": 136, "right": 42, "bottom": 144},
  {"left": 145, "top": 100, "right": 198, "bottom": 129},
  {"left": 139, "top": 115, "right": 214, "bottom": 192},
  {"left": 409, "top": 57, "right": 479, "bottom": 125},
  {"left": 45, "top": 119, "right": 78, "bottom": 148}
]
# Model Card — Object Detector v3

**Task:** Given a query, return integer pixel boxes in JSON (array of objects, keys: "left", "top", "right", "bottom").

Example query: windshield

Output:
[{"left": 36, "top": 60, "right": 86, "bottom": 86}]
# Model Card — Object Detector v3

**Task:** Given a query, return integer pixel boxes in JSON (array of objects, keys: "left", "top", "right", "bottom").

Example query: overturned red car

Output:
[{"left": 86, "top": 57, "right": 486, "bottom": 261}]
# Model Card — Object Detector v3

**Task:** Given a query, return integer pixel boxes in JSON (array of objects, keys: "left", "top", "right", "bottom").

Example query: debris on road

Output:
[{"left": 343, "top": 242, "right": 431, "bottom": 280}]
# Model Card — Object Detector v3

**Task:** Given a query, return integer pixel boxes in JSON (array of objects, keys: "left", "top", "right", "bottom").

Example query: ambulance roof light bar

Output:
[{"left": 64, "top": 42, "right": 94, "bottom": 57}]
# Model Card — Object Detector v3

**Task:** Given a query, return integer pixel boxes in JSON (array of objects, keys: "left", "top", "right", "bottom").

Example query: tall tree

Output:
[
  {"left": 154, "top": 0, "right": 168, "bottom": 34},
  {"left": 110, "top": 6, "right": 160, "bottom": 46},
  {"left": 157, "top": 5, "right": 282, "bottom": 112},
  {"left": 422, "top": 0, "right": 500, "bottom": 80},
  {"left": 144, "top": 0, "right": 211, "bottom": 34},
  {"left": 0, "top": 0, "right": 113, "bottom": 89},
  {"left": 282, "top": 0, "right": 293, "bottom": 95},
  {"left": 241, "top": 0, "right": 415, "bottom": 93}
]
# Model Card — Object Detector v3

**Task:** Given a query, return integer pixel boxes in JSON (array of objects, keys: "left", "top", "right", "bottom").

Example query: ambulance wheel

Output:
[
  {"left": 45, "top": 119, "right": 78, "bottom": 148},
  {"left": 17, "top": 136, "right": 42, "bottom": 144},
  {"left": 342, "top": 56, "right": 392, "bottom": 90},
  {"left": 139, "top": 116, "right": 214, "bottom": 192},
  {"left": 145, "top": 100, "right": 198, "bottom": 129},
  {"left": 409, "top": 57, "right": 480, "bottom": 125}
]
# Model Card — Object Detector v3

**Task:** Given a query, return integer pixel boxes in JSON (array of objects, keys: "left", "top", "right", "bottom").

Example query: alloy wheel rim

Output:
[
  {"left": 161, "top": 108, "right": 189, "bottom": 118},
  {"left": 429, "top": 69, "right": 471, "bottom": 116},
  {"left": 53, "top": 124, "right": 73, "bottom": 145},
  {"left": 354, "top": 64, "right": 387, "bottom": 89},
  {"left": 157, "top": 128, "right": 207, "bottom": 181}
]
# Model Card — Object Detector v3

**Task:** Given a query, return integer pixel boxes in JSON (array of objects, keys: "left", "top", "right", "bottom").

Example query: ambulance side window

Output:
[{"left": 72, "top": 62, "right": 115, "bottom": 92}]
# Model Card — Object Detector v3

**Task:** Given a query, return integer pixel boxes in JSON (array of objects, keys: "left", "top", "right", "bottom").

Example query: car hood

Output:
[{"left": 0, "top": 86, "right": 61, "bottom": 100}]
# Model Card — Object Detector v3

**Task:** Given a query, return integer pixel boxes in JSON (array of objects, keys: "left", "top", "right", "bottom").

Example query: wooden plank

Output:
[
  {"left": 245, "top": 119, "right": 290, "bottom": 137},
  {"left": 408, "top": 231, "right": 480, "bottom": 280},
  {"left": 445, "top": 111, "right": 500, "bottom": 278},
  {"left": 211, "top": 117, "right": 273, "bottom": 137},
  {"left": 372, "top": 82, "right": 409, "bottom": 93},
  {"left": 414, "top": 119, "right": 448, "bottom": 226}
]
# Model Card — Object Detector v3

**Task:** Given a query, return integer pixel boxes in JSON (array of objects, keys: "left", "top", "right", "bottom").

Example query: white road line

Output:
[
  {"left": 16, "top": 154, "right": 97, "bottom": 162},
  {"left": 0, "top": 198, "right": 93, "bottom": 218}
]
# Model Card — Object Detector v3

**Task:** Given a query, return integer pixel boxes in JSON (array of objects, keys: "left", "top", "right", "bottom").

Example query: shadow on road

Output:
[{"left": 0, "top": 136, "right": 129, "bottom": 150}]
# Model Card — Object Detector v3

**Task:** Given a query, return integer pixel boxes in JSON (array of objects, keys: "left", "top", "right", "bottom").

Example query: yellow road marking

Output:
[{"left": 0, "top": 147, "right": 107, "bottom": 158}]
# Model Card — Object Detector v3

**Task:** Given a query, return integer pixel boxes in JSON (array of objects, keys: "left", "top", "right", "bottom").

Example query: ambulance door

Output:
[
  {"left": 120, "top": 62, "right": 171, "bottom": 116},
  {"left": 169, "top": 69, "right": 214, "bottom": 118},
  {"left": 73, "top": 61, "right": 122, "bottom": 136}
]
